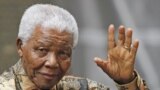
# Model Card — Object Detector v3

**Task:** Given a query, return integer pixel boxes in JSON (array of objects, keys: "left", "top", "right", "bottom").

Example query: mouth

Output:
[{"left": 39, "top": 72, "right": 59, "bottom": 80}]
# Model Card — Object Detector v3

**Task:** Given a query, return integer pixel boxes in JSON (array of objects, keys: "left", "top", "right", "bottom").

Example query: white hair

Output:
[{"left": 18, "top": 4, "right": 78, "bottom": 48}]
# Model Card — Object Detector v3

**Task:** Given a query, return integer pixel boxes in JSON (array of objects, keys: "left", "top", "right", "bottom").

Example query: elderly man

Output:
[{"left": 0, "top": 4, "right": 148, "bottom": 90}]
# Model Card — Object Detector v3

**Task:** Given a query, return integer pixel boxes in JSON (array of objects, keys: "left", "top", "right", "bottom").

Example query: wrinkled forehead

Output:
[{"left": 29, "top": 26, "right": 73, "bottom": 48}]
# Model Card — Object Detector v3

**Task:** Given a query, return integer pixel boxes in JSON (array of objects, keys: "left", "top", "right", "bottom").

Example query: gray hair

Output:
[{"left": 18, "top": 4, "right": 78, "bottom": 48}]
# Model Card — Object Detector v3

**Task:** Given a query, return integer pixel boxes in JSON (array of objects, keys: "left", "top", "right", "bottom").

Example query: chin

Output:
[
  {"left": 32, "top": 75, "right": 62, "bottom": 89},
  {"left": 38, "top": 84, "right": 55, "bottom": 89},
  {"left": 34, "top": 81, "right": 58, "bottom": 89}
]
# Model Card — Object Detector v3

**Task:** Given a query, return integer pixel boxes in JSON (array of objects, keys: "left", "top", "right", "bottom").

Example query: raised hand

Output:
[{"left": 94, "top": 24, "right": 139, "bottom": 84}]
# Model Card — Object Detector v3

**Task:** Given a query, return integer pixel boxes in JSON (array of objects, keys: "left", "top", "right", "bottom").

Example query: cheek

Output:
[
  {"left": 27, "top": 50, "right": 46, "bottom": 67},
  {"left": 25, "top": 59, "right": 46, "bottom": 70},
  {"left": 59, "top": 59, "right": 71, "bottom": 73},
  {"left": 22, "top": 52, "right": 46, "bottom": 76}
]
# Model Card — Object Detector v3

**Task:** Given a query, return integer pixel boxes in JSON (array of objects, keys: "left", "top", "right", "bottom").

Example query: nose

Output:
[{"left": 45, "top": 53, "right": 59, "bottom": 68}]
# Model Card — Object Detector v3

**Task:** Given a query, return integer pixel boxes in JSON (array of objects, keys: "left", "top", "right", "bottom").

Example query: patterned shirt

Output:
[{"left": 0, "top": 60, "right": 149, "bottom": 90}]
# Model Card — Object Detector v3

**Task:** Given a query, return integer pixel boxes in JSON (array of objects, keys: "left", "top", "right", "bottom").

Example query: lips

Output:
[{"left": 39, "top": 72, "right": 59, "bottom": 80}]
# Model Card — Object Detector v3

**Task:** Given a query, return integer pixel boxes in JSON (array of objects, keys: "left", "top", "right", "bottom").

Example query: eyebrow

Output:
[
  {"left": 35, "top": 40, "right": 72, "bottom": 48},
  {"left": 35, "top": 40, "right": 51, "bottom": 47}
]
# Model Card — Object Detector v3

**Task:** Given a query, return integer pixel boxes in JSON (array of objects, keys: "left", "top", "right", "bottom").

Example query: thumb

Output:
[
  {"left": 94, "top": 57, "right": 103, "bottom": 66},
  {"left": 94, "top": 57, "right": 109, "bottom": 71}
]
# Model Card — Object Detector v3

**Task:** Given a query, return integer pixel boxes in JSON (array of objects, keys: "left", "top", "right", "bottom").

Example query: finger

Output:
[
  {"left": 124, "top": 28, "right": 132, "bottom": 48},
  {"left": 118, "top": 25, "right": 125, "bottom": 46},
  {"left": 130, "top": 39, "right": 139, "bottom": 56},
  {"left": 94, "top": 57, "right": 105, "bottom": 66},
  {"left": 108, "top": 24, "right": 116, "bottom": 50},
  {"left": 94, "top": 57, "right": 109, "bottom": 71}
]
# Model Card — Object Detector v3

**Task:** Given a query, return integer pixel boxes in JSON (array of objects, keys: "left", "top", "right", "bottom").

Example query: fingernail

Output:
[
  {"left": 94, "top": 57, "right": 99, "bottom": 60},
  {"left": 110, "top": 24, "right": 114, "bottom": 28}
]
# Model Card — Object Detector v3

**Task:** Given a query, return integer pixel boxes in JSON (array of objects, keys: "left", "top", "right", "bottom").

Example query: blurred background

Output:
[{"left": 0, "top": 0, "right": 160, "bottom": 89}]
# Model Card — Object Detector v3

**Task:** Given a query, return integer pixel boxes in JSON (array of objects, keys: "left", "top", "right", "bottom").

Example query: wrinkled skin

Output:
[
  {"left": 95, "top": 25, "right": 139, "bottom": 84},
  {"left": 17, "top": 26, "right": 73, "bottom": 89}
]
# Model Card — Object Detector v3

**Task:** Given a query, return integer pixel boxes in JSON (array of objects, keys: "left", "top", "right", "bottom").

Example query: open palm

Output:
[{"left": 95, "top": 25, "right": 139, "bottom": 84}]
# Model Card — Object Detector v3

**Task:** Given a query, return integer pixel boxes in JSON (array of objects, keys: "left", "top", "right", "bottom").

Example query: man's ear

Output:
[{"left": 16, "top": 38, "right": 23, "bottom": 57}]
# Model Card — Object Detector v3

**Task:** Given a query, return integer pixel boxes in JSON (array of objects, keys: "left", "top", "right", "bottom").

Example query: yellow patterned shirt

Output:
[{"left": 0, "top": 60, "right": 149, "bottom": 90}]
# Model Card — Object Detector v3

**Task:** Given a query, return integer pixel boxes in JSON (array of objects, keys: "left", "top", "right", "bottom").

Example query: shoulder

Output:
[
  {"left": 0, "top": 71, "right": 16, "bottom": 89},
  {"left": 57, "top": 75, "right": 109, "bottom": 90}
]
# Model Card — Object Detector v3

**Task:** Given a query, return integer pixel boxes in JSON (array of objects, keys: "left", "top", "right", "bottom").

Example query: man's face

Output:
[{"left": 17, "top": 26, "right": 73, "bottom": 89}]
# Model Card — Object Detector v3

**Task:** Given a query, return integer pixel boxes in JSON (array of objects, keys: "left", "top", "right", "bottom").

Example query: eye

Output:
[
  {"left": 57, "top": 50, "right": 70, "bottom": 60},
  {"left": 36, "top": 47, "right": 49, "bottom": 56}
]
